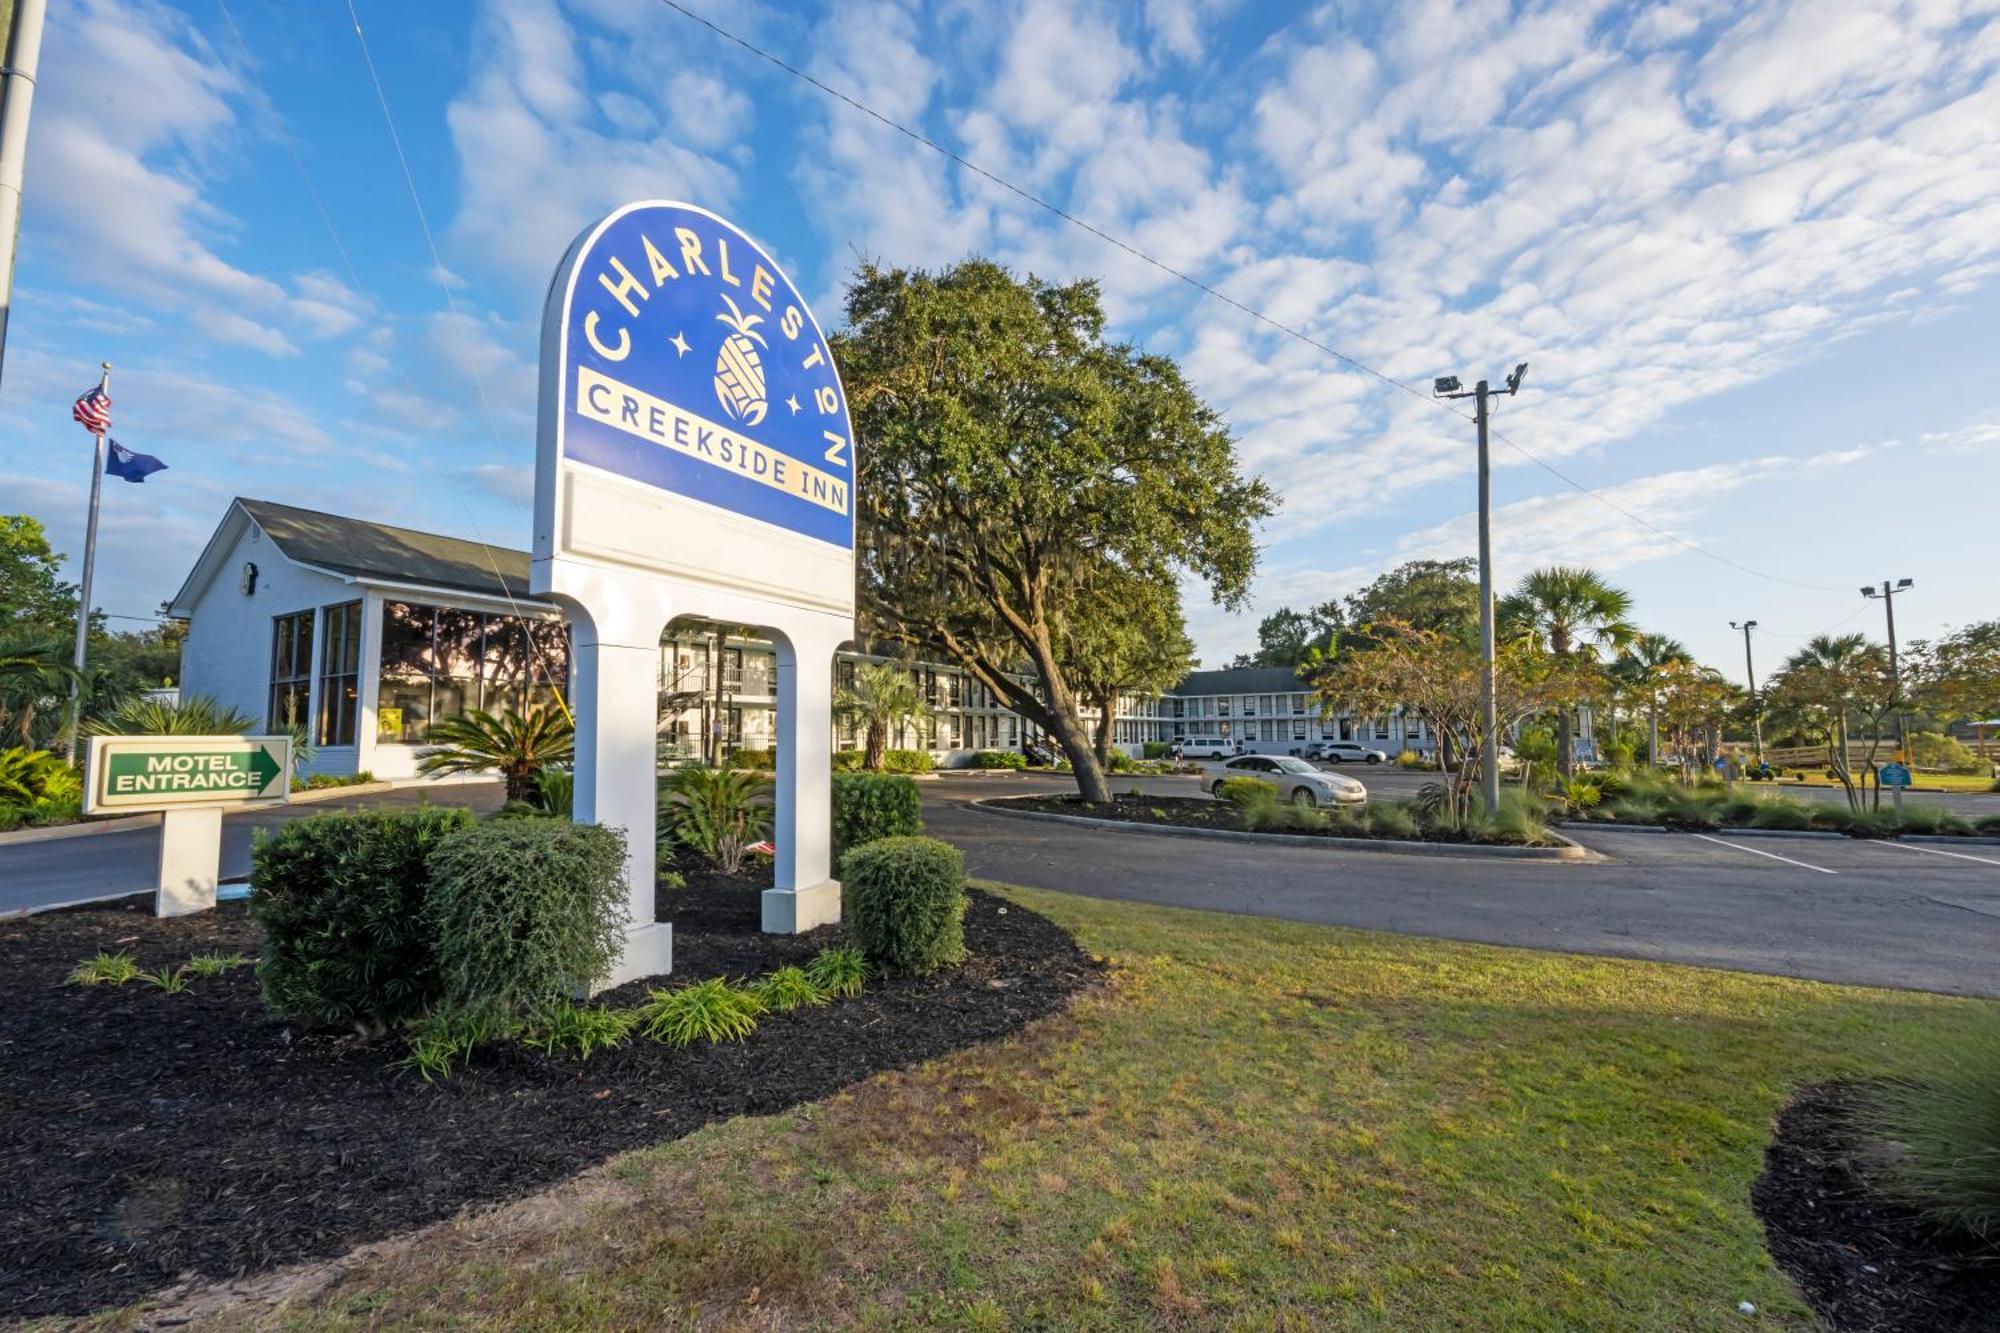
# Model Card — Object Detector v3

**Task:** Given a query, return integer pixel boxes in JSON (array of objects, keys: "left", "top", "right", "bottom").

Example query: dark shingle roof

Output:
[
  {"left": 1171, "top": 665, "right": 1310, "bottom": 697},
  {"left": 240, "top": 498, "right": 541, "bottom": 602}
]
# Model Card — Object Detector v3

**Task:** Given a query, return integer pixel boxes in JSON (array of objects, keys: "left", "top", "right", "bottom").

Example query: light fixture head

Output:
[
  {"left": 1746, "top": 619, "right": 1758, "bottom": 629},
  {"left": 1896, "top": 578, "right": 1913, "bottom": 590},
  {"left": 1434, "top": 375, "right": 1461, "bottom": 395},
  {"left": 1861, "top": 586, "right": 1877, "bottom": 598},
  {"left": 1507, "top": 362, "right": 1529, "bottom": 392}
]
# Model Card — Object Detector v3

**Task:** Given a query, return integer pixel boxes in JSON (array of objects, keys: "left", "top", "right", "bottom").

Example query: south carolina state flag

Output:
[{"left": 105, "top": 440, "right": 168, "bottom": 483}]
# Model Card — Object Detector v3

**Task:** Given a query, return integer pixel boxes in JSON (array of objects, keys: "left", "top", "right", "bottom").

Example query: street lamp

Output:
[
  {"left": 1861, "top": 578, "right": 1915, "bottom": 771},
  {"left": 1436, "top": 362, "right": 1529, "bottom": 817},
  {"left": 1730, "top": 620, "right": 1761, "bottom": 764}
]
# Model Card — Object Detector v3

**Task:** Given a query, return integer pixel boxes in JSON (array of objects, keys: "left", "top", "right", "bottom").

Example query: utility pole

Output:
[
  {"left": 0, "top": 0, "right": 47, "bottom": 391},
  {"left": 1862, "top": 579, "right": 1913, "bottom": 763},
  {"left": 1730, "top": 619, "right": 1762, "bottom": 765},
  {"left": 1436, "top": 363, "right": 1528, "bottom": 817}
]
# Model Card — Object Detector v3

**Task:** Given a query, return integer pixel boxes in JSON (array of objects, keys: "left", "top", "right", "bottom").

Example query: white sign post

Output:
[
  {"left": 535, "top": 201, "right": 857, "bottom": 988},
  {"left": 82, "top": 733, "right": 291, "bottom": 916}
]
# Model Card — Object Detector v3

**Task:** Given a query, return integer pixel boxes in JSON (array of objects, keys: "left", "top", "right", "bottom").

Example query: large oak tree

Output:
[{"left": 836, "top": 259, "right": 1271, "bottom": 802}]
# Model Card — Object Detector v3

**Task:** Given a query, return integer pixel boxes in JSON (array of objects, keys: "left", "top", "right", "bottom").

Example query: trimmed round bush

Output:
[
  {"left": 251, "top": 805, "right": 475, "bottom": 1030},
  {"left": 831, "top": 771, "right": 923, "bottom": 857},
  {"left": 969, "top": 749, "right": 1028, "bottom": 769},
  {"left": 840, "top": 835, "right": 967, "bottom": 974},
  {"left": 424, "top": 819, "right": 629, "bottom": 1012},
  {"left": 881, "top": 748, "right": 934, "bottom": 774}
]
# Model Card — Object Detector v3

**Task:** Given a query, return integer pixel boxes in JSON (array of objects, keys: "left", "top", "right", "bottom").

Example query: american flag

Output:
[{"left": 72, "top": 385, "right": 111, "bottom": 435}]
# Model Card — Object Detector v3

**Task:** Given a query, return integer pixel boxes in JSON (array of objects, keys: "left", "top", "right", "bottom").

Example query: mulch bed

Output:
[
  {"left": 1753, "top": 1081, "right": 2000, "bottom": 1332},
  {"left": 986, "top": 792, "right": 1518, "bottom": 845},
  {"left": 0, "top": 879, "right": 1100, "bottom": 1320}
]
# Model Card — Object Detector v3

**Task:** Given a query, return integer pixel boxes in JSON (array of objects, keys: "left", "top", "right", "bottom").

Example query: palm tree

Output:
[
  {"left": 1499, "top": 566, "right": 1639, "bottom": 777},
  {"left": 418, "top": 704, "right": 574, "bottom": 802},
  {"left": 0, "top": 636, "right": 81, "bottom": 747},
  {"left": 1612, "top": 634, "right": 1693, "bottom": 766},
  {"left": 834, "top": 661, "right": 931, "bottom": 770},
  {"left": 1771, "top": 633, "right": 1890, "bottom": 809}
]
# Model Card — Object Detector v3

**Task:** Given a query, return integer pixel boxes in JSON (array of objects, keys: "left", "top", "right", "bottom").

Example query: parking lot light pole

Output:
[
  {"left": 1730, "top": 620, "right": 1762, "bottom": 764},
  {"left": 1436, "top": 364, "right": 1528, "bottom": 817},
  {"left": 1861, "top": 579, "right": 1913, "bottom": 763}
]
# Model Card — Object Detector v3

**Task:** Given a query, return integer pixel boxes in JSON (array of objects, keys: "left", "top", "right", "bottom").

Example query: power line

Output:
[{"left": 650, "top": 0, "right": 1862, "bottom": 600}]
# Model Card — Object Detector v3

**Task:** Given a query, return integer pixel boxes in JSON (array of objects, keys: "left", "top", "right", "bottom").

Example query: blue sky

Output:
[{"left": 3, "top": 0, "right": 1996, "bottom": 682}]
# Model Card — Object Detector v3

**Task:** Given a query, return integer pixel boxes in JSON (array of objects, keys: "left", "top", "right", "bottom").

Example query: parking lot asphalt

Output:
[
  {"left": 928, "top": 771, "right": 2000, "bottom": 998},
  {"left": 5, "top": 769, "right": 1996, "bottom": 997}
]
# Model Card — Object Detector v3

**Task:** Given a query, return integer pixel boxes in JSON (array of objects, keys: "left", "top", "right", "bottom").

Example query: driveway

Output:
[
  {"left": 7, "top": 770, "right": 1996, "bottom": 998},
  {"left": 926, "top": 772, "right": 2000, "bottom": 998}
]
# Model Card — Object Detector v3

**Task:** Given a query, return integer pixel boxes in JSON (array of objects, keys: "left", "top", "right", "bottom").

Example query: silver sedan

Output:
[{"left": 1205, "top": 754, "right": 1368, "bottom": 808}]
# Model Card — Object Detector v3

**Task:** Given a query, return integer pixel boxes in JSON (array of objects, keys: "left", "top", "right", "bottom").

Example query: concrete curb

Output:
[
  {"left": 0, "top": 812, "right": 161, "bottom": 846},
  {"left": 971, "top": 799, "right": 1599, "bottom": 862}
]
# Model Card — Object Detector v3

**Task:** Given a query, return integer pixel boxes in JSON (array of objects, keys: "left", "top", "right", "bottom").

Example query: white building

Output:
[{"left": 168, "top": 499, "right": 1589, "bottom": 777}]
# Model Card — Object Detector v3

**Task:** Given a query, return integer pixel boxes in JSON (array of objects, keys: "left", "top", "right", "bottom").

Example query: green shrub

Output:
[
  {"left": 1909, "top": 731, "right": 1984, "bottom": 774},
  {"left": 635, "top": 977, "right": 765, "bottom": 1046},
  {"left": 806, "top": 946, "right": 867, "bottom": 998},
  {"left": 1107, "top": 750, "right": 1137, "bottom": 773},
  {"left": 522, "top": 999, "right": 634, "bottom": 1061},
  {"left": 728, "top": 748, "right": 777, "bottom": 770},
  {"left": 424, "top": 819, "right": 629, "bottom": 1013},
  {"left": 527, "top": 766, "right": 574, "bottom": 817},
  {"left": 660, "top": 764, "right": 772, "bottom": 873},
  {"left": 0, "top": 747, "right": 80, "bottom": 824},
  {"left": 1978, "top": 813, "right": 2000, "bottom": 836},
  {"left": 1862, "top": 1010, "right": 2000, "bottom": 1238},
  {"left": 1233, "top": 783, "right": 1286, "bottom": 831},
  {"left": 882, "top": 748, "right": 934, "bottom": 774},
  {"left": 832, "top": 771, "right": 923, "bottom": 858},
  {"left": 252, "top": 806, "right": 475, "bottom": 1030},
  {"left": 1394, "top": 749, "right": 1428, "bottom": 769},
  {"left": 1215, "top": 776, "right": 1278, "bottom": 809},
  {"left": 833, "top": 749, "right": 866, "bottom": 772},
  {"left": 840, "top": 835, "right": 967, "bottom": 974},
  {"left": 969, "top": 749, "right": 1027, "bottom": 769},
  {"left": 1142, "top": 741, "right": 1172, "bottom": 759},
  {"left": 1474, "top": 789, "right": 1551, "bottom": 845},
  {"left": 1364, "top": 802, "right": 1419, "bottom": 839},
  {"left": 751, "top": 965, "right": 828, "bottom": 1012},
  {"left": 293, "top": 770, "right": 379, "bottom": 792}
]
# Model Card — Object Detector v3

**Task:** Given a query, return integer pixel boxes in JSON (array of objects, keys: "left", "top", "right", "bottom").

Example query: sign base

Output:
[
  {"left": 763, "top": 879, "right": 841, "bottom": 934},
  {"left": 595, "top": 921, "right": 675, "bottom": 993},
  {"left": 157, "top": 806, "right": 222, "bottom": 917}
]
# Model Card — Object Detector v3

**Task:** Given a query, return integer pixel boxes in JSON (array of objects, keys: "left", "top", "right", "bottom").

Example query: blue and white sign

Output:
[
  {"left": 548, "top": 201, "right": 853, "bottom": 551},
  {"left": 1880, "top": 761, "right": 1912, "bottom": 788}
]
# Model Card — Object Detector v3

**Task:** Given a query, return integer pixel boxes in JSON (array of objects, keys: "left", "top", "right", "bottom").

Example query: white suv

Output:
[{"left": 1311, "top": 740, "right": 1388, "bottom": 765}]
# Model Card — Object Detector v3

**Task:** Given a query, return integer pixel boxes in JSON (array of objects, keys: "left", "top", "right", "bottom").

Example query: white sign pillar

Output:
[
  {"left": 534, "top": 200, "right": 858, "bottom": 987},
  {"left": 767, "top": 617, "right": 849, "bottom": 932},
  {"left": 563, "top": 599, "right": 673, "bottom": 983},
  {"left": 156, "top": 806, "right": 224, "bottom": 917}
]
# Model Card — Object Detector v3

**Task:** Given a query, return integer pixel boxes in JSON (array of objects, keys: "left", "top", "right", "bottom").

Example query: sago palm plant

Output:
[
  {"left": 418, "top": 704, "right": 575, "bottom": 802},
  {"left": 658, "top": 764, "right": 772, "bottom": 874}
]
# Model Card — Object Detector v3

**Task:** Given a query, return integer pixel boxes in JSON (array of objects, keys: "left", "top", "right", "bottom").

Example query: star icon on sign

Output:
[
  {"left": 669, "top": 331, "right": 691, "bottom": 357},
  {"left": 785, "top": 393, "right": 801, "bottom": 414}
]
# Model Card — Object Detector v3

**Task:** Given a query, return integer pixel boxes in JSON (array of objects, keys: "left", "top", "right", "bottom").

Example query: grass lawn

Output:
[{"left": 105, "top": 886, "right": 1993, "bottom": 1331}]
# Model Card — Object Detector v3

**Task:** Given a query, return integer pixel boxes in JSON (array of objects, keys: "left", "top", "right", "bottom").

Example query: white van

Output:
[{"left": 1176, "top": 735, "right": 1236, "bottom": 760}]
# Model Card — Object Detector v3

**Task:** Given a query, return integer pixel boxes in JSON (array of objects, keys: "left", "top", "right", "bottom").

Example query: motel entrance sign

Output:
[{"left": 83, "top": 734, "right": 291, "bottom": 916}]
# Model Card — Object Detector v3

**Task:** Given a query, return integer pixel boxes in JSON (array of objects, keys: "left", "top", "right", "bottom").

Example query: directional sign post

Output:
[{"left": 84, "top": 734, "right": 291, "bottom": 916}]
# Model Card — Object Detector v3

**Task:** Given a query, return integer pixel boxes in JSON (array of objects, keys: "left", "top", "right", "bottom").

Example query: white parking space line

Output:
[
  {"left": 1871, "top": 841, "right": 2000, "bottom": 869},
  {"left": 1689, "top": 833, "right": 1837, "bottom": 875}
]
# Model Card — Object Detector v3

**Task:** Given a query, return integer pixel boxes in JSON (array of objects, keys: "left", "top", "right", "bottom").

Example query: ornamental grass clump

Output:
[
  {"left": 424, "top": 819, "right": 628, "bottom": 1016},
  {"left": 751, "top": 965, "right": 828, "bottom": 1013},
  {"left": 636, "top": 977, "right": 765, "bottom": 1046},
  {"left": 252, "top": 805, "right": 476, "bottom": 1032},
  {"left": 66, "top": 951, "right": 140, "bottom": 987},
  {"left": 806, "top": 946, "right": 867, "bottom": 999},
  {"left": 1862, "top": 1011, "right": 2000, "bottom": 1239},
  {"left": 841, "top": 835, "right": 967, "bottom": 974},
  {"left": 522, "top": 999, "right": 635, "bottom": 1061}
]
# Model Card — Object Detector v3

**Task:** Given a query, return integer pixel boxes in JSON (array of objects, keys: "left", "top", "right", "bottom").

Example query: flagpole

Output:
[{"left": 64, "top": 362, "right": 109, "bottom": 759}]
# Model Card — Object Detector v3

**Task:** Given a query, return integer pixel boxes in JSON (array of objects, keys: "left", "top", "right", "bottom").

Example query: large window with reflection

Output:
[{"left": 374, "top": 600, "right": 570, "bottom": 744}]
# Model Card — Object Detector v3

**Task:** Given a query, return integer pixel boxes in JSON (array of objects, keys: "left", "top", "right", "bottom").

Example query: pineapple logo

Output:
[{"left": 712, "top": 293, "right": 769, "bottom": 427}]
